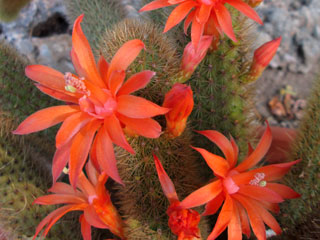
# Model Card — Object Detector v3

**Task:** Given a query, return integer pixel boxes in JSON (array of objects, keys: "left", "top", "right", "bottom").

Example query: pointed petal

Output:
[
  {"left": 34, "top": 194, "right": 86, "bottom": 205},
  {"left": 228, "top": 204, "right": 242, "bottom": 240},
  {"left": 117, "top": 95, "right": 169, "bottom": 118},
  {"left": 84, "top": 205, "right": 108, "bottom": 229},
  {"left": 35, "top": 84, "right": 79, "bottom": 103},
  {"left": 98, "top": 55, "right": 109, "bottom": 84},
  {"left": 197, "top": 130, "right": 235, "bottom": 167},
  {"left": 184, "top": 10, "right": 195, "bottom": 35},
  {"left": 202, "top": 193, "right": 224, "bottom": 216},
  {"left": 191, "top": 16, "right": 205, "bottom": 49},
  {"left": 266, "top": 183, "right": 300, "bottom": 199},
  {"left": 49, "top": 182, "right": 83, "bottom": 196},
  {"left": 117, "top": 114, "right": 162, "bottom": 138},
  {"left": 72, "top": 15, "right": 105, "bottom": 88},
  {"left": 164, "top": 2, "right": 196, "bottom": 32},
  {"left": 86, "top": 160, "right": 99, "bottom": 186},
  {"left": 52, "top": 140, "right": 72, "bottom": 184},
  {"left": 226, "top": 0, "right": 263, "bottom": 24},
  {"left": 69, "top": 120, "right": 102, "bottom": 188},
  {"left": 235, "top": 123, "right": 272, "bottom": 172},
  {"left": 259, "top": 201, "right": 280, "bottom": 214},
  {"left": 90, "top": 135, "right": 100, "bottom": 172},
  {"left": 105, "top": 115, "right": 135, "bottom": 154},
  {"left": 117, "top": 70, "right": 155, "bottom": 96},
  {"left": 25, "top": 65, "right": 65, "bottom": 91},
  {"left": 109, "top": 70, "right": 126, "bottom": 96},
  {"left": 180, "top": 180, "right": 222, "bottom": 209},
  {"left": 96, "top": 126, "right": 123, "bottom": 185},
  {"left": 139, "top": 0, "right": 171, "bottom": 12},
  {"left": 208, "top": 194, "right": 233, "bottom": 240},
  {"left": 56, "top": 112, "right": 92, "bottom": 148},
  {"left": 230, "top": 136, "right": 239, "bottom": 168},
  {"left": 153, "top": 154, "right": 179, "bottom": 203},
  {"left": 238, "top": 185, "right": 284, "bottom": 203},
  {"left": 196, "top": 3, "right": 212, "bottom": 24},
  {"left": 71, "top": 48, "right": 86, "bottom": 77},
  {"left": 235, "top": 200, "right": 251, "bottom": 238},
  {"left": 13, "top": 105, "right": 80, "bottom": 135},
  {"left": 214, "top": 4, "right": 237, "bottom": 42},
  {"left": 108, "top": 40, "right": 145, "bottom": 81},
  {"left": 80, "top": 214, "right": 92, "bottom": 240},
  {"left": 77, "top": 172, "right": 97, "bottom": 198},
  {"left": 192, "top": 146, "right": 230, "bottom": 177}
]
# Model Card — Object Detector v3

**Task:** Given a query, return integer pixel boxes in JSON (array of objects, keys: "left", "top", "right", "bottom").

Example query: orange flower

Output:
[
  {"left": 153, "top": 154, "right": 201, "bottom": 239},
  {"left": 13, "top": 14, "right": 169, "bottom": 187},
  {"left": 249, "top": 37, "right": 281, "bottom": 81},
  {"left": 181, "top": 36, "right": 213, "bottom": 79},
  {"left": 139, "top": 0, "right": 263, "bottom": 48},
  {"left": 180, "top": 123, "right": 300, "bottom": 240},
  {"left": 33, "top": 161, "right": 124, "bottom": 240},
  {"left": 163, "top": 83, "right": 194, "bottom": 138}
]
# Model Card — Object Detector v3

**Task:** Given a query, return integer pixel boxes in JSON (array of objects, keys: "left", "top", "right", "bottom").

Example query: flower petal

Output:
[
  {"left": 35, "top": 84, "right": 79, "bottom": 103},
  {"left": 72, "top": 15, "right": 105, "bottom": 88},
  {"left": 184, "top": 10, "right": 195, "bottom": 35},
  {"left": 49, "top": 182, "right": 83, "bottom": 196},
  {"left": 197, "top": 130, "right": 236, "bottom": 167},
  {"left": 84, "top": 205, "right": 109, "bottom": 229},
  {"left": 109, "top": 70, "right": 126, "bottom": 96},
  {"left": 154, "top": 154, "right": 179, "bottom": 203},
  {"left": 192, "top": 146, "right": 230, "bottom": 177},
  {"left": 104, "top": 114, "right": 135, "bottom": 154},
  {"left": 191, "top": 14, "right": 205, "bottom": 49},
  {"left": 56, "top": 112, "right": 92, "bottom": 148},
  {"left": 235, "top": 123, "right": 272, "bottom": 172},
  {"left": 164, "top": 1, "right": 196, "bottom": 32},
  {"left": 226, "top": 0, "right": 263, "bottom": 24},
  {"left": 227, "top": 203, "right": 242, "bottom": 240},
  {"left": 266, "top": 183, "right": 300, "bottom": 199},
  {"left": 86, "top": 160, "right": 99, "bottom": 186},
  {"left": 207, "top": 194, "right": 233, "bottom": 240},
  {"left": 117, "top": 70, "right": 155, "bottom": 96},
  {"left": 196, "top": 3, "right": 212, "bottom": 24},
  {"left": 139, "top": 0, "right": 171, "bottom": 12},
  {"left": 80, "top": 214, "right": 92, "bottom": 240},
  {"left": 34, "top": 194, "right": 86, "bottom": 205},
  {"left": 202, "top": 193, "right": 224, "bottom": 216},
  {"left": 238, "top": 185, "right": 284, "bottom": 203},
  {"left": 117, "top": 114, "right": 162, "bottom": 138},
  {"left": 95, "top": 126, "right": 123, "bottom": 185},
  {"left": 52, "top": 140, "right": 72, "bottom": 184},
  {"left": 235, "top": 200, "right": 251, "bottom": 239},
  {"left": 214, "top": 3, "right": 237, "bottom": 42},
  {"left": 117, "top": 95, "right": 169, "bottom": 118},
  {"left": 180, "top": 180, "right": 222, "bottom": 209},
  {"left": 69, "top": 120, "right": 102, "bottom": 188},
  {"left": 71, "top": 47, "right": 87, "bottom": 77},
  {"left": 98, "top": 55, "right": 109, "bottom": 84},
  {"left": 13, "top": 105, "right": 80, "bottom": 135}
]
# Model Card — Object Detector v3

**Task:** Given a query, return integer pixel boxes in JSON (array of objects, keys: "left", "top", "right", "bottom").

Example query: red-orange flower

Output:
[
  {"left": 249, "top": 37, "right": 281, "bottom": 81},
  {"left": 140, "top": 0, "right": 263, "bottom": 48},
  {"left": 13, "top": 15, "right": 169, "bottom": 187},
  {"left": 33, "top": 161, "right": 124, "bottom": 240},
  {"left": 180, "top": 123, "right": 300, "bottom": 240},
  {"left": 153, "top": 154, "right": 201, "bottom": 239},
  {"left": 163, "top": 83, "right": 194, "bottom": 137},
  {"left": 181, "top": 36, "right": 213, "bottom": 79}
]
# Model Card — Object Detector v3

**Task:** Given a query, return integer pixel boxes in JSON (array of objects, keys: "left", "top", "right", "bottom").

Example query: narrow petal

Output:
[
  {"left": 90, "top": 136, "right": 100, "bottom": 172},
  {"left": 164, "top": 1, "right": 196, "bottom": 32},
  {"left": 139, "top": 0, "right": 171, "bottom": 12},
  {"left": 13, "top": 105, "right": 80, "bottom": 135},
  {"left": 180, "top": 180, "right": 222, "bottom": 209},
  {"left": 25, "top": 65, "right": 65, "bottom": 91},
  {"left": 196, "top": 3, "right": 212, "bottom": 24},
  {"left": 197, "top": 130, "right": 235, "bottom": 167},
  {"left": 208, "top": 194, "right": 233, "bottom": 240},
  {"left": 233, "top": 194, "right": 266, "bottom": 240},
  {"left": 226, "top": 0, "right": 263, "bottom": 24},
  {"left": 80, "top": 214, "right": 92, "bottom": 240},
  {"left": 104, "top": 114, "right": 135, "bottom": 154},
  {"left": 202, "top": 193, "right": 224, "bottom": 216},
  {"left": 266, "top": 183, "right": 300, "bottom": 199},
  {"left": 192, "top": 146, "right": 230, "bottom": 177},
  {"left": 86, "top": 160, "right": 99, "bottom": 186},
  {"left": 56, "top": 112, "right": 92, "bottom": 148},
  {"left": 117, "top": 114, "right": 162, "bottom": 138},
  {"left": 95, "top": 126, "right": 123, "bottom": 185},
  {"left": 36, "top": 84, "right": 79, "bottom": 103},
  {"left": 84, "top": 205, "right": 108, "bottom": 229},
  {"left": 235, "top": 200, "right": 251, "bottom": 239},
  {"left": 77, "top": 172, "right": 97, "bottom": 197},
  {"left": 184, "top": 10, "right": 195, "bottom": 35},
  {"left": 214, "top": 4, "right": 237, "bottom": 42},
  {"left": 72, "top": 15, "right": 105, "bottom": 88},
  {"left": 69, "top": 120, "right": 102, "bottom": 188},
  {"left": 230, "top": 136, "right": 239, "bottom": 168},
  {"left": 153, "top": 154, "right": 179, "bottom": 203},
  {"left": 34, "top": 194, "right": 86, "bottom": 205},
  {"left": 108, "top": 40, "right": 145, "bottom": 82},
  {"left": 235, "top": 123, "right": 272, "bottom": 172},
  {"left": 117, "top": 70, "right": 155, "bottom": 96},
  {"left": 228, "top": 204, "right": 242, "bottom": 240},
  {"left": 191, "top": 15, "right": 205, "bottom": 49},
  {"left": 238, "top": 185, "right": 284, "bottom": 203},
  {"left": 52, "top": 140, "right": 72, "bottom": 184},
  {"left": 71, "top": 47, "right": 86, "bottom": 77},
  {"left": 49, "top": 182, "right": 83, "bottom": 197},
  {"left": 117, "top": 95, "right": 169, "bottom": 118},
  {"left": 98, "top": 55, "right": 109, "bottom": 84},
  {"left": 109, "top": 70, "right": 126, "bottom": 96}
]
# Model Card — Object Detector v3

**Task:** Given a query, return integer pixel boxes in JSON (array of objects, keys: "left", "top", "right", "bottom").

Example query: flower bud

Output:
[{"left": 163, "top": 83, "right": 194, "bottom": 138}]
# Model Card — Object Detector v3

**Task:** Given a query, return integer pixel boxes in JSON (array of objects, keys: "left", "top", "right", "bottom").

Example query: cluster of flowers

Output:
[{"left": 13, "top": 0, "right": 299, "bottom": 240}]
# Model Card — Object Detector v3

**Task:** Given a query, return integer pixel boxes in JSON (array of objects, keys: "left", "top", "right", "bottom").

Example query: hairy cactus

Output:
[{"left": 0, "top": 0, "right": 31, "bottom": 22}]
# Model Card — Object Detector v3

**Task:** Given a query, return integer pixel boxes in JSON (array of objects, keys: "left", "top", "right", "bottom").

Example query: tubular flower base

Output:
[
  {"left": 139, "top": 0, "right": 263, "bottom": 48},
  {"left": 13, "top": 14, "right": 169, "bottom": 187},
  {"left": 180, "top": 123, "right": 300, "bottom": 240},
  {"left": 33, "top": 161, "right": 124, "bottom": 240},
  {"left": 163, "top": 83, "right": 194, "bottom": 138},
  {"left": 153, "top": 154, "right": 201, "bottom": 239}
]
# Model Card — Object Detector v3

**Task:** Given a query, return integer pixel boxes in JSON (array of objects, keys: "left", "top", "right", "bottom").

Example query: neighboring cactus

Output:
[
  {"left": 0, "top": 0, "right": 31, "bottom": 22},
  {"left": 274, "top": 76, "right": 320, "bottom": 239}
]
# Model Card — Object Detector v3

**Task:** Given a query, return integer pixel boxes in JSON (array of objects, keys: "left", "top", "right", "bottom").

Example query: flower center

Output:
[
  {"left": 64, "top": 72, "right": 90, "bottom": 95},
  {"left": 249, "top": 172, "right": 267, "bottom": 187}
]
